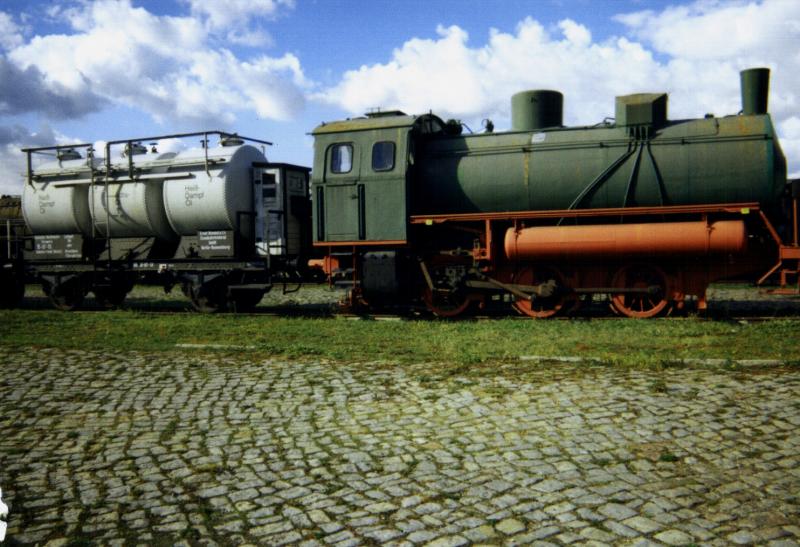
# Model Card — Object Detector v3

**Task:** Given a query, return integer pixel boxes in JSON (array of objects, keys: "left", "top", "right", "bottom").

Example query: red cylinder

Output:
[{"left": 504, "top": 220, "right": 747, "bottom": 261}]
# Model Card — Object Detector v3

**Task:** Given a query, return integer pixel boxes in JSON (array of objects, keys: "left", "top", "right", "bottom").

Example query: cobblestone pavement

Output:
[{"left": 1, "top": 347, "right": 799, "bottom": 546}]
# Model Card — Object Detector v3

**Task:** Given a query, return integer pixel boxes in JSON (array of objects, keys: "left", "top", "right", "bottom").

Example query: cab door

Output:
[
  {"left": 323, "top": 142, "right": 363, "bottom": 241},
  {"left": 358, "top": 136, "right": 406, "bottom": 242}
]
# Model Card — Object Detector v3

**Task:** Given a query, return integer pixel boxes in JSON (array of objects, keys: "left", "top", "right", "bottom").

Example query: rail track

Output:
[{"left": 8, "top": 283, "right": 800, "bottom": 321}]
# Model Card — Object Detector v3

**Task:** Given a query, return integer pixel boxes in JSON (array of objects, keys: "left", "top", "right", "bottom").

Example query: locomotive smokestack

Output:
[{"left": 740, "top": 68, "right": 770, "bottom": 115}]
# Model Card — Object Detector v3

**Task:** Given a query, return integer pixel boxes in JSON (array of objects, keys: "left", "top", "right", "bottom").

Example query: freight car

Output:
[
  {"left": 310, "top": 68, "right": 800, "bottom": 317},
  {"left": 12, "top": 131, "right": 311, "bottom": 311}
]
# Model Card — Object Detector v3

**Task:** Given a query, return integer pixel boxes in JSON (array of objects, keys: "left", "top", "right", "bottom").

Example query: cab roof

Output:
[{"left": 312, "top": 113, "right": 445, "bottom": 135}]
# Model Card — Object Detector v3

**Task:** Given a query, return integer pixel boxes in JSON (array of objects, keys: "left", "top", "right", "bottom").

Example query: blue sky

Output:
[{"left": 1, "top": 0, "right": 799, "bottom": 194}]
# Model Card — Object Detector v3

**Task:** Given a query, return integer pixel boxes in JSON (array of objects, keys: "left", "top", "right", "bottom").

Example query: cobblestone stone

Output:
[{"left": 0, "top": 346, "right": 799, "bottom": 545}]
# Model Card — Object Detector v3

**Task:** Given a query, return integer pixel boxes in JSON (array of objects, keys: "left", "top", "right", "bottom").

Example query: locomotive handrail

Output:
[
  {"left": 51, "top": 172, "right": 196, "bottom": 187},
  {"left": 424, "top": 132, "right": 773, "bottom": 159},
  {"left": 410, "top": 202, "right": 761, "bottom": 224}
]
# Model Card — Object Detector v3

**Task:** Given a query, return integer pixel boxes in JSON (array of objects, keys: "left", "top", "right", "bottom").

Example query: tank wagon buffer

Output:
[
  {"left": 20, "top": 131, "right": 311, "bottom": 311},
  {"left": 311, "top": 68, "right": 800, "bottom": 318}
]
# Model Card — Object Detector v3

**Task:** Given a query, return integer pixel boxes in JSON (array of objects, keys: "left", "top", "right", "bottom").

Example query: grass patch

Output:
[
  {"left": 659, "top": 451, "right": 680, "bottom": 463},
  {"left": 159, "top": 418, "right": 179, "bottom": 443},
  {"left": 1, "top": 307, "right": 799, "bottom": 368}
]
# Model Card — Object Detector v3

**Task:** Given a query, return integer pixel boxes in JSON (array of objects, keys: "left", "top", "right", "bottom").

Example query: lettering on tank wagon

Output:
[
  {"left": 199, "top": 231, "right": 233, "bottom": 252},
  {"left": 184, "top": 184, "right": 205, "bottom": 207},
  {"left": 34, "top": 235, "right": 81, "bottom": 258},
  {"left": 37, "top": 193, "right": 55, "bottom": 215},
  {"left": 100, "top": 190, "right": 130, "bottom": 213}
]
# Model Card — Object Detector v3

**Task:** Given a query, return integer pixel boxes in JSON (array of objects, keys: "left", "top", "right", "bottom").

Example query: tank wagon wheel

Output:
[
  {"left": 229, "top": 289, "right": 264, "bottom": 313},
  {"left": 93, "top": 276, "right": 135, "bottom": 310},
  {"left": 610, "top": 264, "right": 672, "bottom": 318},
  {"left": 43, "top": 280, "right": 86, "bottom": 311},
  {"left": 93, "top": 286, "right": 129, "bottom": 309},
  {"left": 512, "top": 266, "right": 569, "bottom": 319},
  {"left": 186, "top": 282, "right": 228, "bottom": 313}
]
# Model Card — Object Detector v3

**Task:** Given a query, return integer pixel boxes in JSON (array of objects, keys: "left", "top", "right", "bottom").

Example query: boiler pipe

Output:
[{"left": 505, "top": 220, "right": 747, "bottom": 261}]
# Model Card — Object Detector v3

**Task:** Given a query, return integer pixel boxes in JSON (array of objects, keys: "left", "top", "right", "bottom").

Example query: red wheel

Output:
[
  {"left": 610, "top": 264, "right": 672, "bottom": 318},
  {"left": 422, "top": 287, "right": 473, "bottom": 317},
  {"left": 512, "top": 266, "right": 567, "bottom": 319},
  {"left": 420, "top": 256, "right": 474, "bottom": 318}
]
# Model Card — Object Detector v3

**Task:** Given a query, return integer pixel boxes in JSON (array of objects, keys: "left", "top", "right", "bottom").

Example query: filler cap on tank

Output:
[
  {"left": 220, "top": 134, "right": 244, "bottom": 147},
  {"left": 123, "top": 142, "right": 147, "bottom": 156},
  {"left": 56, "top": 148, "right": 82, "bottom": 161}
]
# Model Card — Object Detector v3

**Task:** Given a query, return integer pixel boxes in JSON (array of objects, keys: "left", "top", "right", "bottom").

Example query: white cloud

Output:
[
  {"left": 316, "top": 18, "right": 667, "bottom": 125},
  {"left": 616, "top": 0, "right": 800, "bottom": 120},
  {"left": 0, "top": 125, "right": 77, "bottom": 196},
  {"left": 182, "top": 0, "right": 294, "bottom": 47},
  {"left": 780, "top": 116, "right": 800, "bottom": 177},
  {"left": 319, "top": 0, "right": 800, "bottom": 175},
  {"left": 183, "top": 0, "right": 294, "bottom": 30},
  {"left": 0, "top": 11, "right": 23, "bottom": 51},
  {"left": 6, "top": 0, "right": 309, "bottom": 127}
]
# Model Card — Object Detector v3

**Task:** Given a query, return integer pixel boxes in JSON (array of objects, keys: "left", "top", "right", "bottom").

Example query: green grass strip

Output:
[{"left": 1, "top": 310, "right": 798, "bottom": 367}]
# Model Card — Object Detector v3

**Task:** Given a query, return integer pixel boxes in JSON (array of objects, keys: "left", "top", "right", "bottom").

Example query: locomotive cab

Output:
[{"left": 311, "top": 112, "right": 444, "bottom": 245}]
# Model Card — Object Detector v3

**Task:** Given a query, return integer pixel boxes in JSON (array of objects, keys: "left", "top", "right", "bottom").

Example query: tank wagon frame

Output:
[
  {"left": 310, "top": 69, "right": 800, "bottom": 318},
  {"left": 16, "top": 131, "right": 312, "bottom": 311}
]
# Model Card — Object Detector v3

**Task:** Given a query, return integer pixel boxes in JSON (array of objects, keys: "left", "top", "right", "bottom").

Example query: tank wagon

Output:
[
  {"left": 14, "top": 131, "right": 311, "bottom": 311},
  {"left": 311, "top": 68, "right": 800, "bottom": 317}
]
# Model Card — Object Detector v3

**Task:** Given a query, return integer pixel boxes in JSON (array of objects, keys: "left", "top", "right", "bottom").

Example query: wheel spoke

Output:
[
  {"left": 611, "top": 264, "right": 671, "bottom": 319},
  {"left": 512, "top": 266, "right": 567, "bottom": 319}
]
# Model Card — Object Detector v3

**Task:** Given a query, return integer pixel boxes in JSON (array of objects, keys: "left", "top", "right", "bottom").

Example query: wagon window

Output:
[
  {"left": 372, "top": 141, "right": 395, "bottom": 171},
  {"left": 330, "top": 143, "right": 353, "bottom": 174}
]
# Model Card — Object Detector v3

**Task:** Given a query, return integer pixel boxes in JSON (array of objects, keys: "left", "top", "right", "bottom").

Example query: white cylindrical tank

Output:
[
  {"left": 21, "top": 155, "right": 97, "bottom": 236},
  {"left": 162, "top": 144, "right": 266, "bottom": 237},
  {"left": 89, "top": 179, "right": 176, "bottom": 240},
  {"left": 86, "top": 148, "right": 177, "bottom": 240},
  {"left": 22, "top": 140, "right": 267, "bottom": 240}
]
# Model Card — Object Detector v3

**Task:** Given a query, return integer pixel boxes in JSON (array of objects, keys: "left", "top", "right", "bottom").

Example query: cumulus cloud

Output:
[
  {"left": 0, "top": 11, "right": 24, "bottom": 51},
  {"left": 182, "top": 0, "right": 294, "bottom": 47},
  {"left": 183, "top": 0, "right": 293, "bottom": 29},
  {"left": 0, "top": 125, "right": 76, "bottom": 195},
  {"left": 5, "top": 0, "right": 309, "bottom": 127},
  {"left": 0, "top": 57, "right": 103, "bottom": 118},
  {"left": 318, "top": 0, "right": 800, "bottom": 175},
  {"left": 317, "top": 19, "right": 669, "bottom": 124}
]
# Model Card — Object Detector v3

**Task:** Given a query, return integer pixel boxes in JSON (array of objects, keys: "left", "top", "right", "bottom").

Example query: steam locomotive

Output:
[
  {"left": 310, "top": 68, "right": 800, "bottom": 317},
  {"left": 2, "top": 68, "right": 798, "bottom": 317}
]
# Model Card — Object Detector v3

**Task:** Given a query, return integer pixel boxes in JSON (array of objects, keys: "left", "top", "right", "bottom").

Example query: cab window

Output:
[
  {"left": 372, "top": 141, "right": 395, "bottom": 172},
  {"left": 330, "top": 143, "right": 353, "bottom": 174}
]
